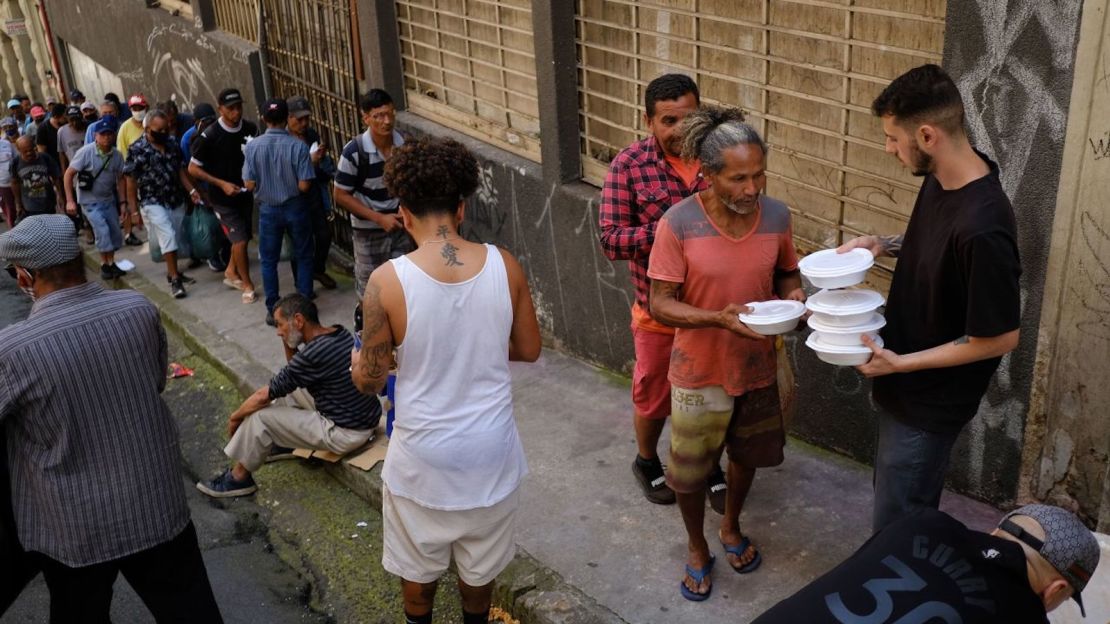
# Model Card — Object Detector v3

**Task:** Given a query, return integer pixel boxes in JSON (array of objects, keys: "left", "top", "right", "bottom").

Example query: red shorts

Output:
[{"left": 631, "top": 321, "right": 674, "bottom": 420}]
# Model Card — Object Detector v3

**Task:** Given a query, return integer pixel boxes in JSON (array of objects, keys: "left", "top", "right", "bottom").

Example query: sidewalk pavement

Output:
[{"left": 98, "top": 234, "right": 1100, "bottom": 624}]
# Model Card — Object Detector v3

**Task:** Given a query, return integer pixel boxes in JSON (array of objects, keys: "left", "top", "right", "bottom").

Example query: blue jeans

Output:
[
  {"left": 872, "top": 412, "right": 959, "bottom": 533},
  {"left": 259, "top": 197, "right": 314, "bottom": 312},
  {"left": 82, "top": 201, "right": 122, "bottom": 253}
]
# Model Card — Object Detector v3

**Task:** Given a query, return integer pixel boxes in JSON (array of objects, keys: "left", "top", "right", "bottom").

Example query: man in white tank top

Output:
[{"left": 350, "top": 137, "right": 541, "bottom": 624}]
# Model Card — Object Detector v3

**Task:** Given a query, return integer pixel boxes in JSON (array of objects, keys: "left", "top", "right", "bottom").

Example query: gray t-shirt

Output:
[
  {"left": 69, "top": 143, "right": 123, "bottom": 205},
  {"left": 57, "top": 125, "right": 86, "bottom": 164}
]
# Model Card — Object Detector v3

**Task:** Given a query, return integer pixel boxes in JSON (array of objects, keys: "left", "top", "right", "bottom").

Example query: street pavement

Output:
[
  {"left": 0, "top": 273, "right": 327, "bottom": 624},
  {"left": 98, "top": 235, "right": 1052, "bottom": 624}
]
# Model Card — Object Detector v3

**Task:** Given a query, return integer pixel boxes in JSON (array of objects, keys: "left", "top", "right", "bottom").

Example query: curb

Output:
[{"left": 85, "top": 249, "right": 628, "bottom": 624}]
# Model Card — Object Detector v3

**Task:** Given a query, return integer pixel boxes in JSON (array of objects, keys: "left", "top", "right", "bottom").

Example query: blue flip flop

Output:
[
  {"left": 721, "top": 536, "right": 762, "bottom": 574},
  {"left": 679, "top": 554, "right": 716, "bottom": 602}
]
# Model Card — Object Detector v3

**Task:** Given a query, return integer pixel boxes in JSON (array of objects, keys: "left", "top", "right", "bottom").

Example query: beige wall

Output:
[
  {"left": 1022, "top": 0, "right": 1110, "bottom": 530},
  {"left": 0, "top": 0, "right": 57, "bottom": 101}
]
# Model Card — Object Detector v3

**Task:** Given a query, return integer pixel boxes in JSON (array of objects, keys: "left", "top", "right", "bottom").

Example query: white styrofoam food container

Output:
[
  {"left": 806, "top": 332, "right": 883, "bottom": 366},
  {"left": 798, "top": 248, "right": 875, "bottom": 289},
  {"left": 738, "top": 300, "right": 806, "bottom": 335},
  {"left": 808, "top": 313, "right": 886, "bottom": 346},
  {"left": 805, "top": 288, "right": 886, "bottom": 326}
]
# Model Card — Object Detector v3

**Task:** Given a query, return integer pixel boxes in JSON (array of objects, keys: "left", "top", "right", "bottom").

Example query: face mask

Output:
[
  {"left": 149, "top": 130, "right": 170, "bottom": 145},
  {"left": 3, "top": 128, "right": 14, "bottom": 137},
  {"left": 132, "top": 109, "right": 148, "bottom": 122}
]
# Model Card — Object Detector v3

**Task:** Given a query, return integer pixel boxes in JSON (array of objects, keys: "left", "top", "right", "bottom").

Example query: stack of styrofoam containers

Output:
[{"left": 798, "top": 248, "right": 886, "bottom": 365}]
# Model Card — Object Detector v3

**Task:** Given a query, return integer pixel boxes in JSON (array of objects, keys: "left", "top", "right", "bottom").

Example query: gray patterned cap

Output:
[
  {"left": 1000, "top": 504, "right": 1100, "bottom": 616},
  {"left": 0, "top": 215, "right": 81, "bottom": 270}
]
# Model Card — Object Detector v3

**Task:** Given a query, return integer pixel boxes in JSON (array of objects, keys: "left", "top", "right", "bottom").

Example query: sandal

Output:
[
  {"left": 223, "top": 277, "right": 244, "bottom": 291},
  {"left": 679, "top": 554, "right": 715, "bottom": 602},
  {"left": 719, "top": 531, "right": 762, "bottom": 574},
  {"left": 241, "top": 290, "right": 258, "bottom": 304}
]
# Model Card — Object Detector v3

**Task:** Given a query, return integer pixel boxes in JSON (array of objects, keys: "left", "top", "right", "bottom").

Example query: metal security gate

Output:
[{"left": 260, "top": 0, "right": 362, "bottom": 254}]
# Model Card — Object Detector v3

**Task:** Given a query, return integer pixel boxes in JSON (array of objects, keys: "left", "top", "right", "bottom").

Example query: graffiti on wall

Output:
[{"left": 144, "top": 22, "right": 218, "bottom": 110}]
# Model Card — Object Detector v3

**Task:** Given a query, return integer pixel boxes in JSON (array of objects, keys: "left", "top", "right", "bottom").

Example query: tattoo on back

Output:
[
  {"left": 953, "top": 335, "right": 970, "bottom": 346},
  {"left": 442, "top": 242, "right": 464, "bottom": 267}
]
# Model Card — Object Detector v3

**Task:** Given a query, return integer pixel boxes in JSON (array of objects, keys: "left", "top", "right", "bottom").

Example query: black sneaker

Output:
[
  {"left": 170, "top": 277, "right": 187, "bottom": 299},
  {"left": 265, "top": 446, "right": 297, "bottom": 463},
  {"left": 207, "top": 258, "right": 225, "bottom": 272},
  {"left": 124, "top": 233, "right": 142, "bottom": 246},
  {"left": 632, "top": 456, "right": 676, "bottom": 505},
  {"left": 315, "top": 272, "right": 337, "bottom": 289},
  {"left": 265, "top": 310, "right": 276, "bottom": 326},
  {"left": 109, "top": 264, "right": 127, "bottom": 278},
  {"left": 100, "top": 264, "right": 116, "bottom": 280},
  {"left": 166, "top": 273, "right": 196, "bottom": 285},
  {"left": 707, "top": 467, "right": 727, "bottom": 515},
  {"left": 196, "top": 468, "right": 257, "bottom": 498}
]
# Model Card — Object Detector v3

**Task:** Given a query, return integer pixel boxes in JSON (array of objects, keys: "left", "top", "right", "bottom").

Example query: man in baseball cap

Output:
[
  {"left": 217, "top": 87, "right": 243, "bottom": 107},
  {"left": 996, "top": 504, "right": 1100, "bottom": 616},
  {"left": 286, "top": 94, "right": 338, "bottom": 290},
  {"left": 118, "top": 93, "right": 149, "bottom": 154},
  {"left": 69, "top": 89, "right": 85, "bottom": 106},
  {"left": 753, "top": 504, "right": 1100, "bottom": 623}
]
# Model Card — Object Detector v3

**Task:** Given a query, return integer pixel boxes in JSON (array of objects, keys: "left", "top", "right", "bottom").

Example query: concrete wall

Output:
[
  {"left": 0, "top": 0, "right": 56, "bottom": 101},
  {"left": 1022, "top": 0, "right": 1110, "bottom": 529},
  {"left": 376, "top": 0, "right": 1091, "bottom": 509},
  {"left": 45, "top": 0, "right": 262, "bottom": 113},
  {"left": 938, "top": 0, "right": 1085, "bottom": 503}
]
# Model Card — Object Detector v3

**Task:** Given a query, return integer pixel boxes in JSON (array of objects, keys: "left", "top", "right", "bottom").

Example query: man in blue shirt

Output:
[{"left": 243, "top": 97, "right": 315, "bottom": 326}]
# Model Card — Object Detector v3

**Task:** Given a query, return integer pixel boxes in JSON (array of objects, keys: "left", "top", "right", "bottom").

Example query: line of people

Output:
[{"left": 1, "top": 63, "right": 1103, "bottom": 624}]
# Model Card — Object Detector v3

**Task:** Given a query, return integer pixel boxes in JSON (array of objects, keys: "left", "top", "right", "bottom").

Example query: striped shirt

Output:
[
  {"left": 242, "top": 127, "right": 314, "bottom": 206},
  {"left": 334, "top": 129, "right": 404, "bottom": 230},
  {"left": 0, "top": 282, "right": 189, "bottom": 566},
  {"left": 268, "top": 326, "right": 380, "bottom": 430}
]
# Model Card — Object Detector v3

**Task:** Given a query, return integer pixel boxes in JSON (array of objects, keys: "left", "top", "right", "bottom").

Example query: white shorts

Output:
[
  {"left": 141, "top": 202, "right": 187, "bottom": 255},
  {"left": 381, "top": 484, "right": 519, "bottom": 587}
]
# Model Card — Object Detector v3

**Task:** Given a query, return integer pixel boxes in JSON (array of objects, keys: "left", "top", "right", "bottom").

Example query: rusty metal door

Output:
[{"left": 260, "top": 0, "right": 362, "bottom": 254}]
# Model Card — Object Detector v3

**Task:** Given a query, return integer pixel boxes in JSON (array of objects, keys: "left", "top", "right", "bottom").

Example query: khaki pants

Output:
[{"left": 225, "top": 389, "right": 373, "bottom": 472}]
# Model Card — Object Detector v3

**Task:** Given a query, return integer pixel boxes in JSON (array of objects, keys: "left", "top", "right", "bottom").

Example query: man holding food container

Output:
[
  {"left": 647, "top": 104, "right": 805, "bottom": 602},
  {"left": 838, "top": 64, "right": 1022, "bottom": 533}
]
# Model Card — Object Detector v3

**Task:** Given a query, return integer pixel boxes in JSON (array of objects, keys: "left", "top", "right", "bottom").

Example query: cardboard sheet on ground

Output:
[
  {"left": 292, "top": 425, "right": 387, "bottom": 470},
  {"left": 346, "top": 427, "right": 388, "bottom": 471}
]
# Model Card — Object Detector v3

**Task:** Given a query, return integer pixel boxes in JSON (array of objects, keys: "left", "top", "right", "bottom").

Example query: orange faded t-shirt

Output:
[
  {"left": 647, "top": 193, "right": 799, "bottom": 396},
  {"left": 664, "top": 153, "right": 701, "bottom": 190}
]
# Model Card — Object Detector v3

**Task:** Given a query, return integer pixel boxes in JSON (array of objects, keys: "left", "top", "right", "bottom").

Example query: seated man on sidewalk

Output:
[
  {"left": 197, "top": 294, "right": 380, "bottom": 498},
  {"left": 753, "top": 504, "right": 1100, "bottom": 623}
]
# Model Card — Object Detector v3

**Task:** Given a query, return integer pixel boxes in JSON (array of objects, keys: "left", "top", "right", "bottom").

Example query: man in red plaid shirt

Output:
[{"left": 599, "top": 74, "right": 727, "bottom": 511}]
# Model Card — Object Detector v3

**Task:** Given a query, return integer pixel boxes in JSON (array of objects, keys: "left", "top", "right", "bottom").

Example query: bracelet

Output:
[{"left": 189, "top": 188, "right": 198, "bottom": 196}]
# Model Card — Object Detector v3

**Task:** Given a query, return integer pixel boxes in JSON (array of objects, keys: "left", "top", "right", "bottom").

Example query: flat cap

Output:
[{"left": 0, "top": 215, "right": 81, "bottom": 270}]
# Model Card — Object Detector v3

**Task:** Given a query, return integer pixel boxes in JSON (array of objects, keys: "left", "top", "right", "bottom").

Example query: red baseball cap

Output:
[
  {"left": 29, "top": 105, "right": 45, "bottom": 119},
  {"left": 128, "top": 94, "right": 148, "bottom": 108}
]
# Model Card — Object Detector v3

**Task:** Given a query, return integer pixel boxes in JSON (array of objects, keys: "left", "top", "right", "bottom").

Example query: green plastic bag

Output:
[{"left": 187, "top": 205, "right": 222, "bottom": 260}]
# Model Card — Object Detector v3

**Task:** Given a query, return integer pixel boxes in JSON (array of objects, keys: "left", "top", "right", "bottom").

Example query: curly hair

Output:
[
  {"left": 383, "top": 137, "right": 480, "bottom": 216},
  {"left": 678, "top": 104, "right": 763, "bottom": 174}
]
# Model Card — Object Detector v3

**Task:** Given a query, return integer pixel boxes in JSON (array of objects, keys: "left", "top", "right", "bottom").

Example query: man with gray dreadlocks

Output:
[{"left": 647, "top": 105, "right": 805, "bottom": 602}]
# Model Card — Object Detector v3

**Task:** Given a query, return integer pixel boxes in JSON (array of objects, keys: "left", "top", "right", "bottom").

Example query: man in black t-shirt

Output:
[
  {"left": 753, "top": 504, "right": 1099, "bottom": 624},
  {"left": 839, "top": 64, "right": 1022, "bottom": 532},
  {"left": 188, "top": 87, "right": 259, "bottom": 304},
  {"left": 35, "top": 104, "right": 66, "bottom": 161}
]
